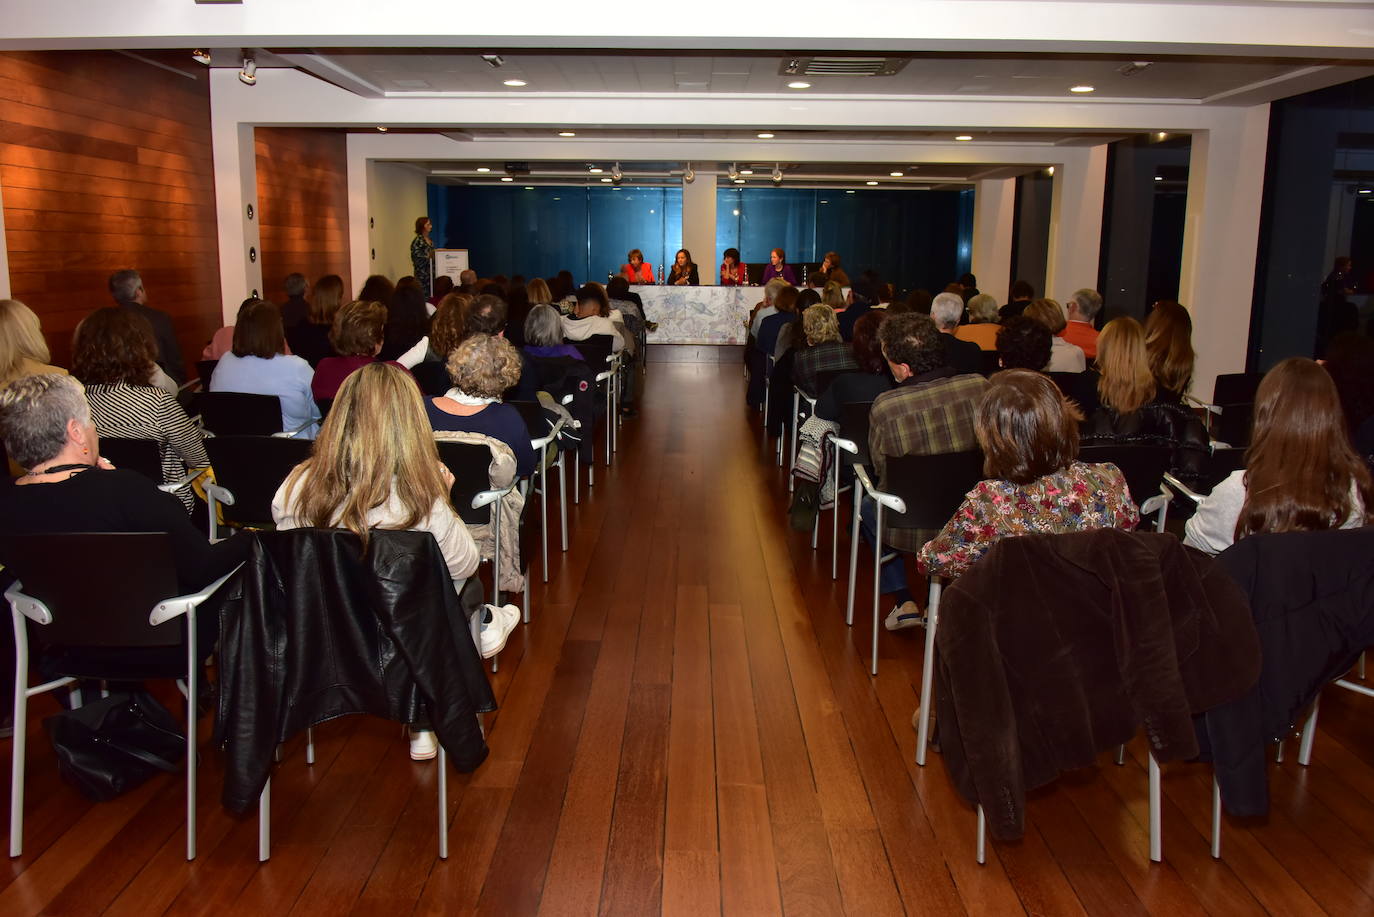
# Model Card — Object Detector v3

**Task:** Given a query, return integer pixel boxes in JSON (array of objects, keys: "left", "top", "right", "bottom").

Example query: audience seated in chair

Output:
[
  {"left": 311, "top": 299, "right": 412, "bottom": 401},
  {"left": 1062, "top": 288, "right": 1103, "bottom": 360},
  {"left": 271, "top": 361, "right": 517, "bottom": 761},
  {"left": 209, "top": 298, "right": 319, "bottom": 437},
  {"left": 73, "top": 307, "right": 208, "bottom": 512},
  {"left": 286, "top": 274, "right": 346, "bottom": 369},
  {"left": 930, "top": 292, "right": 984, "bottom": 375},
  {"left": 1024, "top": 298, "right": 1086, "bottom": 373},
  {"left": 1184, "top": 357, "right": 1371, "bottom": 555},
  {"left": 424, "top": 334, "right": 536, "bottom": 479},
  {"left": 1144, "top": 300, "right": 1195, "bottom": 404},
  {"left": 953, "top": 293, "right": 1001, "bottom": 352}
]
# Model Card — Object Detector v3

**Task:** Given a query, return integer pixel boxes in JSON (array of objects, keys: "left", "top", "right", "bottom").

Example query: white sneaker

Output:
[
  {"left": 884, "top": 600, "right": 925, "bottom": 631},
  {"left": 479, "top": 603, "right": 521, "bottom": 658},
  {"left": 409, "top": 728, "right": 437, "bottom": 761}
]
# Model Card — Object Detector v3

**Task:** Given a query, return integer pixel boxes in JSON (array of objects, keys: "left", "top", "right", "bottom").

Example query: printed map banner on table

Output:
[{"left": 638, "top": 286, "right": 757, "bottom": 345}]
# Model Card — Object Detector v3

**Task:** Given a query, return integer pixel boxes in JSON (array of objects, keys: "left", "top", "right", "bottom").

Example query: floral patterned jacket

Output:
[{"left": 916, "top": 461, "right": 1140, "bottom": 579}]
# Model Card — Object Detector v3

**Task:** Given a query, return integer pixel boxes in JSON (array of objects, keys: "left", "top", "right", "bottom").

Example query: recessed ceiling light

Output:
[
  {"left": 866, "top": 181, "right": 879, "bottom": 186},
  {"left": 819, "top": 200, "right": 828, "bottom": 204},
  {"left": 1360, "top": 188, "right": 1373, "bottom": 195},
  {"left": 733, "top": 178, "right": 746, "bottom": 184},
  {"left": 503, "top": 79, "right": 526, "bottom": 87},
  {"left": 757, "top": 132, "right": 775, "bottom": 139},
  {"left": 889, "top": 171, "right": 903, "bottom": 177},
  {"left": 1070, "top": 85, "right": 1095, "bottom": 93},
  {"left": 500, "top": 176, "right": 513, "bottom": 182},
  {"left": 787, "top": 81, "right": 811, "bottom": 90},
  {"left": 732, "top": 209, "right": 740, "bottom": 216},
  {"left": 955, "top": 134, "right": 973, "bottom": 141},
  {"left": 376, "top": 126, "right": 388, "bottom": 132},
  {"left": 1154, "top": 175, "right": 1163, "bottom": 181},
  {"left": 845, "top": 190, "right": 855, "bottom": 194},
  {"left": 1046, "top": 166, "right": 1055, "bottom": 176},
  {"left": 558, "top": 131, "right": 576, "bottom": 137},
  {"left": 740, "top": 169, "right": 754, "bottom": 175},
  {"left": 1157, "top": 132, "right": 1169, "bottom": 141},
  {"left": 524, "top": 186, "right": 533, "bottom": 190},
  {"left": 476, "top": 167, "right": 491, "bottom": 173},
  {"left": 601, "top": 177, "right": 613, "bottom": 183}
]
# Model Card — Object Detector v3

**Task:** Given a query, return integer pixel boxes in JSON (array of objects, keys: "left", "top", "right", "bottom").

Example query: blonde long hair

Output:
[
  {"left": 1095, "top": 317, "right": 1156, "bottom": 415},
  {"left": 281, "top": 362, "right": 449, "bottom": 545},
  {"left": 0, "top": 299, "right": 52, "bottom": 384}
]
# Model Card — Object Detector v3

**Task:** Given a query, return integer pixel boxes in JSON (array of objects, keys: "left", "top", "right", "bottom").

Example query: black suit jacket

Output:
[{"left": 941, "top": 333, "right": 984, "bottom": 376}]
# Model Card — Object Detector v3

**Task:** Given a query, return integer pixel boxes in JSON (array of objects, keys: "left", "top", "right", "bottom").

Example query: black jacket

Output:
[
  {"left": 1081, "top": 396, "right": 1210, "bottom": 489},
  {"left": 118, "top": 300, "right": 185, "bottom": 384},
  {"left": 213, "top": 530, "right": 496, "bottom": 813},
  {"left": 1199, "top": 527, "right": 1374, "bottom": 816},
  {"left": 935, "top": 529, "right": 1259, "bottom": 841}
]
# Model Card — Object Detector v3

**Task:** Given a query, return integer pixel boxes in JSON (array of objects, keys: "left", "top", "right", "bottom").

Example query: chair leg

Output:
[
  {"left": 539, "top": 464, "right": 549, "bottom": 583},
  {"left": 870, "top": 504, "right": 883, "bottom": 676},
  {"left": 1361, "top": 651, "right": 1367, "bottom": 680},
  {"left": 1298, "top": 695, "right": 1320, "bottom": 766},
  {"left": 1115, "top": 745, "right": 1126, "bottom": 766},
  {"left": 574, "top": 452, "right": 581, "bottom": 504},
  {"left": 1275, "top": 739, "right": 1284, "bottom": 763},
  {"left": 523, "top": 577, "right": 531, "bottom": 625},
  {"left": 811, "top": 509, "right": 819, "bottom": 550},
  {"left": 846, "top": 493, "right": 861, "bottom": 627},
  {"left": 258, "top": 776, "right": 271, "bottom": 862},
  {"left": 1148, "top": 752, "right": 1162, "bottom": 863},
  {"left": 437, "top": 745, "right": 449, "bottom": 859},
  {"left": 831, "top": 463, "right": 841, "bottom": 581},
  {"left": 916, "top": 580, "right": 941, "bottom": 767},
  {"left": 185, "top": 627, "right": 197, "bottom": 861},
  {"left": 1211, "top": 775, "right": 1222, "bottom": 859},
  {"left": 788, "top": 391, "right": 799, "bottom": 493},
  {"left": 306, "top": 727, "right": 315, "bottom": 765},
  {"left": 10, "top": 614, "right": 29, "bottom": 858},
  {"left": 558, "top": 456, "right": 569, "bottom": 551},
  {"left": 976, "top": 805, "right": 987, "bottom": 864}
]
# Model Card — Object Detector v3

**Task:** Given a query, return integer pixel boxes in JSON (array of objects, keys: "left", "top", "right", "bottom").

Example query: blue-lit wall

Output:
[{"left": 429, "top": 184, "right": 971, "bottom": 295}]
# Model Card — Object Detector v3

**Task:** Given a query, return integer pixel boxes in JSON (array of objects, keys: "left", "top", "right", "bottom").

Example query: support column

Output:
[
  {"left": 1179, "top": 105, "right": 1270, "bottom": 397},
  {"left": 347, "top": 135, "right": 372, "bottom": 297},
  {"left": 1045, "top": 145, "right": 1107, "bottom": 304},
  {"left": 210, "top": 73, "right": 262, "bottom": 323},
  {"left": 972, "top": 178, "right": 1015, "bottom": 304},
  {"left": 681, "top": 171, "right": 717, "bottom": 284}
]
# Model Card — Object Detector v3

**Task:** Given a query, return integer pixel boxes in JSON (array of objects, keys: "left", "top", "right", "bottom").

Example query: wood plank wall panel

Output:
[
  {"left": 254, "top": 128, "right": 350, "bottom": 304},
  {"left": 0, "top": 50, "right": 223, "bottom": 374}
]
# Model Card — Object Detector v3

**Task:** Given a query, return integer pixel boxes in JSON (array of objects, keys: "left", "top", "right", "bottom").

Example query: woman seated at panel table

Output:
[
  {"left": 72, "top": 307, "right": 209, "bottom": 513},
  {"left": 209, "top": 299, "right": 320, "bottom": 437},
  {"left": 761, "top": 248, "right": 797, "bottom": 285},
  {"left": 621, "top": 249, "right": 654, "bottom": 285},
  {"left": 1183, "top": 357, "right": 1372, "bottom": 556},
  {"left": 720, "top": 247, "right": 748, "bottom": 286},
  {"left": 667, "top": 249, "right": 700, "bottom": 286}
]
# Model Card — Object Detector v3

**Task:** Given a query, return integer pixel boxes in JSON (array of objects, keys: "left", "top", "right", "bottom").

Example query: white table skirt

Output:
[{"left": 636, "top": 286, "right": 760, "bottom": 345}]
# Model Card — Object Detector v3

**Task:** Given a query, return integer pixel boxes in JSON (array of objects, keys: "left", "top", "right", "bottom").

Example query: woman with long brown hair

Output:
[
  {"left": 1184, "top": 357, "right": 1372, "bottom": 554},
  {"left": 287, "top": 273, "right": 348, "bottom": 368},
  {"left": 1144, "top": 300, "right": 1195, "bottom": 402},
  {"left": 272, "top": 362, "right": 517, "bottom": 757}
]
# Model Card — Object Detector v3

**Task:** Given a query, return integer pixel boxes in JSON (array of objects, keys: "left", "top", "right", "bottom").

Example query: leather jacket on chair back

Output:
[{"left": 213, "top": 529, "right": 496, "bottom": 813}]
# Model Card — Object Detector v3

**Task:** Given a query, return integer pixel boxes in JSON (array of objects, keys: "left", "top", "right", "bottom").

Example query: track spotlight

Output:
[
  {"left": 192, "top": 49, "right": 212, "bottom": 66},
  {"left": 683, "top": 162, "right": 695, "bottom": 184},
  {"left": 482, "top": 54, "right": 505, "bottom": 69},
  {"left": 727, "top": 162, "right": 739, "bottom": 181},
  {"left": 238, "top": 56, "right": 257, "bottom": 86},
  {"left": 771, "top": 163, "right": 783, "bottom": 184},
  {"left": 611, "top": 162, "right": 623, "bottom": 183}
]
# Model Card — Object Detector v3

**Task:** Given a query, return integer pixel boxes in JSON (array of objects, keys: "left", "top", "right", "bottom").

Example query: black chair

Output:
[
  {"left": 848, "top": 449, "right": 985, "bottom": 678},
  {"left": 980, "top": 350, "right": 1001, "bottom": 377},
  {"left": 508, "top": 400, "right": 569, "bottom": 574},
  {"left": 568, "top": 335, "right": 619, "bottom": 471},
  {"left": 203, "top": 436, "right": 314, "bottom": 538},
  {"left": 1213, "top": 372, "right": 1263, "bottom": 406},
  {"left": 195, "top": 392, "right": 285, "bottom": 437},
  {"left": 196, "top": 360, "right": 218, "bottom": 390},
  {"left": 315, "top": 398, "right": 333, "bottom": 423},
  {"left": 787, "top": 369, "right": 845, "bottom": 489},
  {"left": 99, "top": 437, "right": 204, "bottom": 496},
  {"left": 1078, "top": 444, "right": 1173, "bottom": 527},
  {"left": 1192, "top": 372, "right": 1263, "bottom": 448},
  {"left": 1, "top": 532, "right": 239, "bottom": 860}
]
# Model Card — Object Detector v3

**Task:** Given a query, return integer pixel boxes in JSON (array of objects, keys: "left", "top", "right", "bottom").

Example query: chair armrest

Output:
[
  {"left": 793, "top": 386, "right": 818, "bottom": 408},
  {"left": 853, "top": 464, "right": 907, "bottom": 514},
  {"left": 203, "top": 482, "right": 236, "bottom": 507},
  {"left": 149, "top": 563, "right": 244, "bottom": 626},
  {"left": 158, "top": 466, "right": 208, "bottom": 494},
  {"left": 561, "top": 394, "right": 574, "bottom": 406},
  {"left": 5, "top": 581, "right": 53, "bottom": 625},
  {"left": 1162, "top": 472, "right": 1203, "bottom": 505},
  {"left": 594, "top": 370, "right": 613, "bottom": 383},
  {"left": 273, "top": 417, "right": 317, "bottom": 439},
  {"left": 1184, "top": 394, "right": 1222, "bottom": 416},
  {"left": 831, "top": 437, "right": 858, "bottom": 456},
  {"left": 471, "top": 483, "right": 516, "bottom": 510},
  {"left": 1139, "top": 494, "right": 1169, "bottom": 518}
]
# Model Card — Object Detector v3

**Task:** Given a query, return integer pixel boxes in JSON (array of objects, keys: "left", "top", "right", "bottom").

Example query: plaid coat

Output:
[{"left": 867, "top": 368, "right": 989, "bottom": 552}]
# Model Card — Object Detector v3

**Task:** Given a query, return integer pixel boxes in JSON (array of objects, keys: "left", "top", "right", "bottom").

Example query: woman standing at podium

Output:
[
  {"left": 411, "top": 216, "right": 435, "bottom": 297},
  {"left": 621, "top": 249, "right": 654, "bottom": 284}
]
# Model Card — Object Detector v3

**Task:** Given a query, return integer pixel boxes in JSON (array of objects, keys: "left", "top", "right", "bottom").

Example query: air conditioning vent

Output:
[{"left": 781, "top": 56, "right": 907, "bottom": 78}]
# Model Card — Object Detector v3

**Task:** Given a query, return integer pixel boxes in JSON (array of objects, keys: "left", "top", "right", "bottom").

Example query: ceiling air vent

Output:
[{"left": 781, "top": 56, "right": 907, "bottom": 78}]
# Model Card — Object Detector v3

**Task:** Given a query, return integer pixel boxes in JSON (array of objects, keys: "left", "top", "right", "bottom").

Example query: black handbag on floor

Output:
[{"left": 43, "top": 690, "right": 186, "bottom": 801}]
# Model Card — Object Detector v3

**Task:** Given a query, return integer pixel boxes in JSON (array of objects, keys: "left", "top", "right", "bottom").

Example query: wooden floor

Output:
[{"left": 4, "top": 360, "right": 1374, "bottom": 915}]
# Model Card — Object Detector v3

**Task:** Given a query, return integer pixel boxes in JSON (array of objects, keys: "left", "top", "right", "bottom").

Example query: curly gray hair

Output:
[{"left": 0, "top": 373, "right": 90, "bottom": 469}]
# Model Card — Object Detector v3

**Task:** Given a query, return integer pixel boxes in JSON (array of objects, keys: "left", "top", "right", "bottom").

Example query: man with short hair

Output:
[
  {"left": 746, "top": 278, "right": 791, "bottom": 409},
  {"left": 1062, "top": 288, "right": 1103, "bottom": 360},
  {"left": 457, "top": 268, "right": 478, "bottom": 294},
  {"left": 463, "top": 293, "right": 542, "bottom": 402},
  {"left": 866, "top": 312, "right": 989, "bottom": 629},
  {"left": 108, "top": 268, "right": 186, "bottom": 384},
  {"left": 280, "top": 272, "right": 310, "bottom": 329},
  {"left": 929, "top": 292, "right": 983, "bottom": 375},
  {"left": 999, "top": 279, "right": 1035, "bottom": 321}
]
